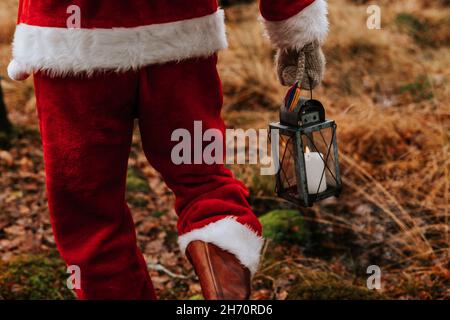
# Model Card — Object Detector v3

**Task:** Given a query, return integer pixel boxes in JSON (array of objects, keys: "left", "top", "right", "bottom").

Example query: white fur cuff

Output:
[
  {"left": 178, "top": 217, "right": 264, "bottom": 276},
  {"left": 9, "top": 10, "right": 227, "bottom": 79},
  {"left": 263, "top": 0, "right": 329, "bottom": 50}
]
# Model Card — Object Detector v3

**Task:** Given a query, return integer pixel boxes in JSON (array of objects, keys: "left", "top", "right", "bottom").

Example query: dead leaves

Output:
[{"left": 0, "top": 150, "right": 13, "bottom": 166}]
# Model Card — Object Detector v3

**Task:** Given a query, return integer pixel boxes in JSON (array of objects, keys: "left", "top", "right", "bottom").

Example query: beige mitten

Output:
[{"left": 276, "top": 40, "right": 325, "bottom": 89}]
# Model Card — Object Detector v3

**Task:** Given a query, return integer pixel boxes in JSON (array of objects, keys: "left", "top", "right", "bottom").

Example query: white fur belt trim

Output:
[{"left": 8, "top": 10, "right": 227, "bottom": 80}]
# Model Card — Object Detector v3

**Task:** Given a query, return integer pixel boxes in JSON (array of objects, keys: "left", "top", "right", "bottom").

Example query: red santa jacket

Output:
[{"left": 8, "top": 0, "right": 328, "bottom": 81}]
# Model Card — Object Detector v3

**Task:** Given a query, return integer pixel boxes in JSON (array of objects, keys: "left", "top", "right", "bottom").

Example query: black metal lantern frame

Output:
[{"left": 269, "top": 97, "right": 342, "bottom": 207}]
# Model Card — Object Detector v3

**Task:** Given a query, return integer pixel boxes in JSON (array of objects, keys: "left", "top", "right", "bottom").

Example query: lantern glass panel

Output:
[
  {"left": 271, "top": 120, "right": 342, "bottom": 207},
  {"left": 301, "top": 125, "right": 339, "bottom": 194},
  {"left": 276, "top": 131, "right": 299, "bottom": 201}
]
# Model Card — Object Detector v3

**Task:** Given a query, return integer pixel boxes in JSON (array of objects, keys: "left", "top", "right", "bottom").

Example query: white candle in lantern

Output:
[{"left": 304, "top": 147, "right": 327, "bottom": 194}]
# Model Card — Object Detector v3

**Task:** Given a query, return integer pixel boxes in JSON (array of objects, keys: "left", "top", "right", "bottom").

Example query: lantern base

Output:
[{"left": 277, "top": 185, "right": 342, "bottom": 207}]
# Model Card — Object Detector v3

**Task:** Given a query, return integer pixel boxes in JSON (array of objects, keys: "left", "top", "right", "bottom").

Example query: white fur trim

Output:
[
  {"left": 9, "top": 10, "right": 227, "bottom": 79},
  {"left": 178, "top": 217, "right": 264, "bottom": 276},
  {"left": 263, "top": 0, "right": 329, "bottom": 50},
  {"left": 7, "top": 60, "right": 30, "bottom": 81}
]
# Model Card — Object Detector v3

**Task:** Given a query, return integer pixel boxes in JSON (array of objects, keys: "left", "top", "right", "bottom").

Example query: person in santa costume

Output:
[{"left": 8, "top": 0, "right": 328, "bottom": 300}]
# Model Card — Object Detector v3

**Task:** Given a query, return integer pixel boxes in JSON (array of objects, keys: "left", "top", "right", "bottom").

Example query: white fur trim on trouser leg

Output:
[
  {"left": 263, "top": 0, "right": 329, "bottom": 50},
  {"left": 7, "top": 60, "right": 30, "bottom": 81},
  {"left": 10, "top": 10, "right": 227, "bottom": 78},
  {"left": 178, "top": 217, "right": 264, "bottom": 276}
]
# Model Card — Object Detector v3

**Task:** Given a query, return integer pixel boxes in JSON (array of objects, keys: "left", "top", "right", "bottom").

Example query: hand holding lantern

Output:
[{"left": 276, "top": 40, "right": 326, "bottom": 90}]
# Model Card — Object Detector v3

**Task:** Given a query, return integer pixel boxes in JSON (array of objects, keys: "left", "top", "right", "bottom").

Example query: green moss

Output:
[
  {"left": 126, "top": 167, "right": 150, "bottom": 193},
  {"left": 152, "top": 210, "right": 165, "bottom": 218},
  {"left": 128, "top": 194, "right": 149, "bottom": 207},
  {"left": 395, "top": 13, "right": 450, "bottom": 48},
  {"left": 164, "top": 229, "right": 179, "bottom": 247},
  {"left": 399, "top": 76, "right": 433, "bottom": 102},
  {"left": 0, "top": 253, "right": 75, "bottom": 300},
  {"left": 260, "top": 210, "right": 311, "bottom": 244},
  {"left": 396, "top": 13, "right": 425, "bottom": 35},
  {"left": 287, "top": 280, "right": 386, "bottom": 300},
  {"left": 188, "top": 294, "right": 204, "bottom": 300},
  {"left": 395, "top": 13, "right": 431, "bottom": 47},
  {"left": 287, "top": 272, "right": 387, "bottom": 300}
]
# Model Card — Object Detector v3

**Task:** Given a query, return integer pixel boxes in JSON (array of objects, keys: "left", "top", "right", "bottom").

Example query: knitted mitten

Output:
[{"left": 276, "top": 40, "right": 326, "bottom": 89}]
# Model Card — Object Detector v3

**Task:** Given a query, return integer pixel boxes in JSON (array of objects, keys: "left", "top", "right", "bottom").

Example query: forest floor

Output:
[{"left": 0, "top": 0, "right": 449, "bottom": 299}]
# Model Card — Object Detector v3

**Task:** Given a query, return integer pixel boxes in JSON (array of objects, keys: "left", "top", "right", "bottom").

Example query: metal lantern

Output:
[{"left": 269, "top": 93, "right": 342, "bottom": 207}]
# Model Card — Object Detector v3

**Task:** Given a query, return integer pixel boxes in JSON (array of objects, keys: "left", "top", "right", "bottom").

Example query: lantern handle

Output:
[
  {"left": 295, "top": 44, "right": 314, "bottom": 100},
  {"left": 295, "top": 51, "right": 306, "bottom": 87}
]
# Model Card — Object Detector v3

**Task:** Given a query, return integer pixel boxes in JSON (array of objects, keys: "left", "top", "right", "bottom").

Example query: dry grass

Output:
[
  {"left": 221, "top": 0, "right": 449, "bottom": 298},
  {"left": 0, "top": 0, "right": 17, "bottom": 45},
  {"left": 220, "top": 6, "right": 284, "bottom": 111},
  {"left": 0, "top": 0, "right": 35, "bottom": 129}
]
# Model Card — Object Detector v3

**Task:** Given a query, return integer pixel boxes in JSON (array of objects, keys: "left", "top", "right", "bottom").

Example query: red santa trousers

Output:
[
  {"left": 34, "top": 55, "right": 263, "bottom": 299},
  {"left": 13, "top": 0, "right": 330, "bottom": 300}
]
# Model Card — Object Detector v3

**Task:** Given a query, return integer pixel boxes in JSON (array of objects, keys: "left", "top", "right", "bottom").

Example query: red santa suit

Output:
[{"left": 8, "top": 0, "right": 328, "bottom": 299}]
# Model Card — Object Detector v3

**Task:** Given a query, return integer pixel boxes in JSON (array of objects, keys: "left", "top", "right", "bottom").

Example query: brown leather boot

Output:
[{"left": 186, "top": 240, "right": 251, "bottom": 300}]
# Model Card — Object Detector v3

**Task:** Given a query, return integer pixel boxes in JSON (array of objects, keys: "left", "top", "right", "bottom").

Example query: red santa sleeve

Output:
[{"left": 259, "top": 0, "right": 329, "bottom": 50}]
